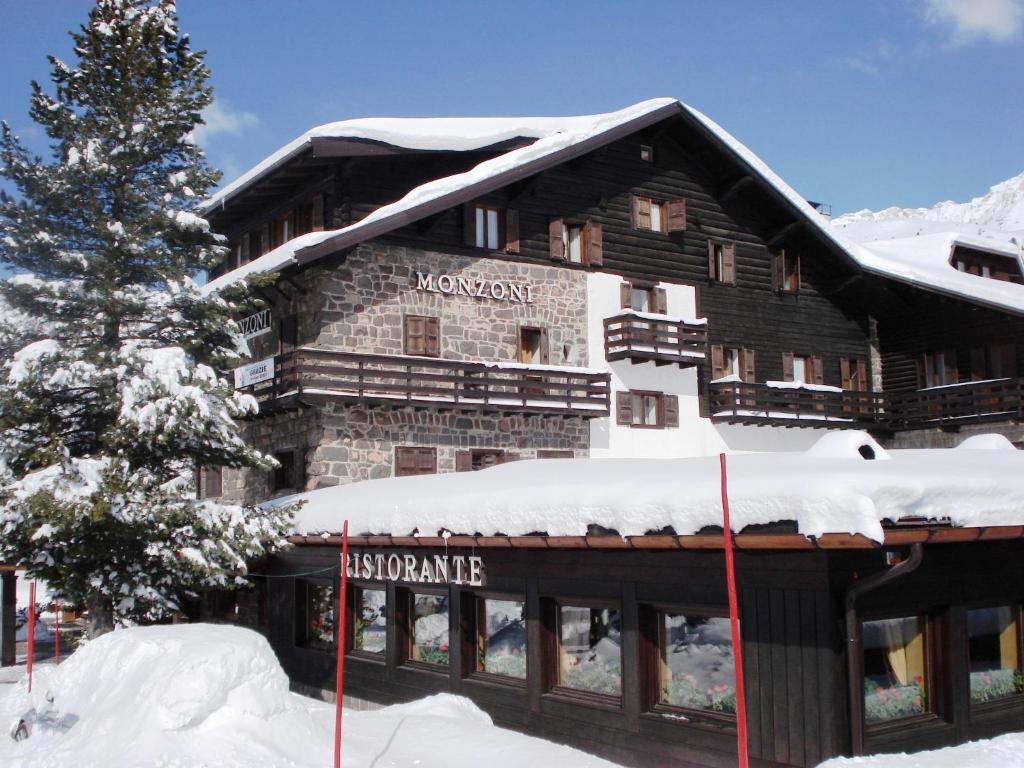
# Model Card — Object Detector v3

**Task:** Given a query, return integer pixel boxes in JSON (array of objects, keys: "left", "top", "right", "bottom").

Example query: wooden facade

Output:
[{"left": 247, "top": 535, "right": 1024, "bottom": 767}]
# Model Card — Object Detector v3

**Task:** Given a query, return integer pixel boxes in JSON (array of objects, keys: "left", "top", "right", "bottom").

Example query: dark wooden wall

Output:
[{"left": 263, "top": 545, "right": 841, "bottom": 768}]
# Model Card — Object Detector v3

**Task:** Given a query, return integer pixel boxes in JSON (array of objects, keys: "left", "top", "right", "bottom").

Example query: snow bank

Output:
[
  {"left": 271, "top": 432, "right": 1024, "bottom": 543},
  {"left": 0, "top": 624, "right": 615, "bottom": 768},
  {"left": 816, "top": 732, "right": 1024, "bottom": 768}
]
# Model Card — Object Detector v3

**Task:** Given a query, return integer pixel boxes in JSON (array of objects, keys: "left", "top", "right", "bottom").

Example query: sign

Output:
[
  {"left": 345, "top": 551, "right": 484, "bottom": 587},
  {"left": 238, "top": 308, "right": 272, "bottom": 339},
  {"left": 233, "top": 356, "right": 275, "bottom": 388},
  {"left": 415, "top": 272, "right": 534, "bottom": 304}
]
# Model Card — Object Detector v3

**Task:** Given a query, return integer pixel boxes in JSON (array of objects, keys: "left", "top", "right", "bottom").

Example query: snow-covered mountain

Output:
[{"left": 832, "top": 171, "right": 1024, "bottom": 244}]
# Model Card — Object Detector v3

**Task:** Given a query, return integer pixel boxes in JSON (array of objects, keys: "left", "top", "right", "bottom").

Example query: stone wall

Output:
[{"left": 882, "top": 420, "right": 1024, "bottom": 449}]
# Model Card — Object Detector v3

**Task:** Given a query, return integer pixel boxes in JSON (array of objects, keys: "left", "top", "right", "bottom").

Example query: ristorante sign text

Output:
[
  {"left": 415, "top": 272, "right": 534, "bottom": 304},
  {"left": 345, "top": 551, "right": 484, "bottom": 587}
]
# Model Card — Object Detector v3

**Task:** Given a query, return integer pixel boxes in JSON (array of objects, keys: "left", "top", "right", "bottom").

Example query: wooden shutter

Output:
[
  {"left": 404, "top": 315, "right": 425, "bottom": 356},
  {"left": 970, "top": 347, "right": 986, "bottom": 381},
  {"left": 455, "top": 451, "right": 473, "bottom": 472},
  {"left": 587, "top": 222, "right": 603, "bottom": 266},
  {"left": 943, "top": 349, "right": 959, "bottom": 384},
  {"left": 811, "top": 356, "right": 824, "bottom": 385},
  {"left": 395, "top": 447, "right": 417, "bottom": 477},
  {"left": 203, "top": 467, "right": 223, "bottom": 498},
  {"left": 549, "top": 218, "right": 565, "bottom": 261},
  {"left": 312, "top": 195, "right": 324, "bottom": 231},
  {"left": 722, "top": 243, "right": 736, "bottom": 284},
  {"left": 616, "top": 391, "right": 633, "bottom": 425},
  {"left": 539, "top": 327, "right": 550, "bottom": 364},
  {"left": 707, "top": 240, "right": 717, "bottom": 280},
  {"left": 782, "top": 352, "right": 795, "bottom": 382},
  {"left": 666, "top": 199, "right": 686, "bottom": 232},
  {"left": 425, "top": 316, "right": 440, "bottom": 357},
  {"left": 840, "top": 357, "right": 852, "bottom": 389},
  {"left": 463, "top": 204, "right": 476, "bottom": 247},
  {"left": 620, "top": 282, "right": 632, "bottom": 309},
  {"left": 772, "top": 251, "right": 784, "bottom": 292},
  {"left": 711, "top": 345, "right": 726, "bottom": 380},
  {"left": 856, "top": 359, "right": 868, "bottom": 391},
  {"left": 664, "top": 395, "right": 679, "bottom": 427},
  {"left": 505, "top": 208, "right": 520, "bottom": 253},
  {"left": 654, "top": 288, "right": 668, "bottom": 314},
  {"left": 632, "top": 195, "right": 651, "bottom": 230},
  {"left": 741, "top": 349, "right": 756, "bottom": 383}
]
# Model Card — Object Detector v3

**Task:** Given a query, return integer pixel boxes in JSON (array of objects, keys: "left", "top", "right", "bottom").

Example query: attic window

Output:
[{"left": 640, "top": 144, "right": 654, "bottom": 162}]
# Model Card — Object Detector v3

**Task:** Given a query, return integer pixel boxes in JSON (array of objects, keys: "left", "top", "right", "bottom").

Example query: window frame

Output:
[
  {"left": 965, "top": 602, "right": 1024, "bottom": 711},
  {"left": 564, "top": 220, "right": 589, "bottom": 265},
  {"left": 394, "top": 446, "right": 437, "bottom": 477},
  {"left": 629, "top": 390, "right": 665, "bottom": 429},
  {"left": 465, "top": 590, "right": 528, "bottom": 689},
  {"left": 401, "top": 586, "right": 452, "bottom": 672},
  {"left": 546, "top": 596, "right": 624, "bottom": 707},
  {"left": 295, "top": 578, "right": 336, "bottom": 652},
  {"left": 707, "top": 240, "right": 736, "bottom": 284},
  {"left": 348, "top": 581, "right": 388, "bottom": 662}
]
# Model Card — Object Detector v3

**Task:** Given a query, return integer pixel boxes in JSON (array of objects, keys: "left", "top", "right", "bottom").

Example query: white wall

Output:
[{"left": 586, "top": 273, "right": 836, "bottom": 458}]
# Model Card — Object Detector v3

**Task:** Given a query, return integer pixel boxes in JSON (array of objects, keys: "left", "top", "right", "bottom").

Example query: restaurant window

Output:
[
  {"left": 922, "top": 350, "right": 957, "bottom": 388},
  {"left": 549, "top": 218, "right": 602, "bottom": 266},
  {"left": 353, "top": 586, "right": 386, "bottom": 655},
  {"left": 410, "top": 592, "right": 450, "bottom": 666},
  {"left": 707, "top": 240, "right": 736, "bottom": 284},
  {"left": 658, "top": 613, "right": 736, "bottom": 715},
  {"left": 476, "top": 597, "right": 527, "bottom": 679},
  {"left": 616, "top": 390, "right": 679, "bottom": 429},
  {"left": 558, "top": 604, "right": 622, "bottom": 697},
  {"left": 404, "top": 315, "right": 440, "bottom": 357},
  {"left": 296, "top": 580, "right": 334, "bottom": 651},
  {"left": 967, "top": 605, "right": 1023, "bottom": 705},
  {"left": 394, "top": 446, "right": 437, "bottom": 477},
  {"left": 773, "top": 249, "right": 801, "bottom": 293},
  {"left": 862, "top": 615, "right": 929, "bottom": 724},
  {"left": 632, "top": 196, "right": 685, "bottom": 233}
]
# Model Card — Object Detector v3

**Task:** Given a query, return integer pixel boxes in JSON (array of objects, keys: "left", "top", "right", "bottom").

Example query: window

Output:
[
  {"left": 784, "top": 353, "right": 823, "bottom": 385},
  {"left": 272, "top": 450, "right": 303, "bottom": 493},
  {"left": 773, "top": 249, "right": 801, "bottom": 293},
  {"left": 640, "top": 144, "right": 654, "bottom": 162},
  {"left": 476, "top": 206, "right": 500, "bottom": 250},
  {"left": 464, "top": 204, "right": 518, "bottom": 253},
  {"left": 394, "top": 447, "right": 437, "bottom": 477},
  {"left": 476, "top": 597, "right": 527, "bottom": 679},
  {"left": 632, "top": 195, "right": 685, "bottom": 233},
  {"left": 198, "top": 466, "right": 222, "bottom": 499},
  {"left": 456, "top": 449, "right": 506, "bottom": 472},
  {"left": 549, "top": 218, "right": 602, "bottom": 266},
  {"left": 658, "top": 613, "right": 736, "bottom": 715},
  {"left": 410, "top": 592, "right": 449, "bottom": 666},
  {"left": 969, "top": 343, "right": 1016, "bottom": 381},
  {"left": 707, "top": 240, "right": 736, "bottom": 284},
  {"left": 619, "top": 281, "right": 667, "bottom": 314},
  {"left": 841, "top": 358, "right": 869, "bottom": 391},
  {"left": 518, "top": 327, "right": 548, "bottom": 364},
  {"left": 967, "top": 605, "right": 1023, "bottom": 705},
  {"left": 404, "top": 315, "right": 440, "bottom": 357},
  {"left": 711, "top": 345, "right": 755, "bottom": 383},
  {"left": 296, "top": 580, "right": 334, "bottom": 651},
  {"left": 922, "top": 350, "right": 957, "bottom": 388},
  {"left": 862, "top": 615, "right": 929, "bottom": 724},
  {"left": 616, "top": 390, "right": 679, "bottom": 429},
  {"left": 353, "top": 586, "right": 386, "bottom": 655},
  {"left": 537, "top": 450, "right": 575, "bottom": 459},
  {"left": 558, "top": 604, "right": 622, "bottom": 697}
]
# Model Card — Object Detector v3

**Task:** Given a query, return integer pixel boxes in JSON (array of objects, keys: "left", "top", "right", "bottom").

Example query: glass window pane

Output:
[
  {"left": 792, "top": 357, "right": 806, "bottom": 383},
  {"left": 486, "top": 209, "right": 499, "bottom": 250},
  {"left": 660, "top": 614, "right": 736, "bottom": 713},
  {"left": 727, "top": 349, "right": 740, "bottom": 377},
  {"left": 411, "top": 593, "right": 449, "bottom": 665},
  {"left": 968, "top": 606, "right": 1023, "bottom": 704},
  {"left": 301, "top": 583, "right": 334, "bottom": 651},
  {"left": 559, "top": 605, "right": 621, "bottom": 696},
  {"left": 631, "top": 394, "right": 643, "bottom": 425},
  {"left": 475, "top": 207, "right": 485, "bottom": 249},
  {"left": 862, "top": 616, "right": 928, "bottom": 724},
  {"left": 567, "top": 225, "right": 582, "bottom": 263},
  {"left": 631, "top": 288, "right": 649, "bottom": 312},
  {"left": 355, "top": 587, "right": 386, "bottom": 654},
  {"left": 650, "top": 202, "right": 662, "bottom": 232},
  {"left": 644, "top": 395, "right": 658, "bottom": 425},
  {"left": 478, "top": 599, "right": 526, "bottom": 678}
]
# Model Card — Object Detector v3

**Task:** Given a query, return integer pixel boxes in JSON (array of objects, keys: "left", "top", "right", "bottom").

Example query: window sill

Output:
[
  {"left": 464, "top": 671, "right": 528, "bottom": 693},
  {"left": 969, "top": 693, "right": 1024, "bottom": 719},
  {"left": 865, "top": 711, "right": 947, "bottom": 739},
  {"left": 347, "top": 649, "right": 386, "bottom": 665},
  {"left": 543, "top": 685, "right": 622, "bottom": 712},
  {"left": 642, "top": 705, "right": 737, "bottom": 731},
  {"left": 400, "top": 660, "right": 450, "bottom": 676}
]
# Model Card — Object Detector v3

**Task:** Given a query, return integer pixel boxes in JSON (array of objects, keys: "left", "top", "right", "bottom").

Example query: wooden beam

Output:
[
  {"left": 717, "top": 174, "right": 755, "bottom": 202},
  {"left": 765, "top": 220, "right": 802, "bottom": 248}
]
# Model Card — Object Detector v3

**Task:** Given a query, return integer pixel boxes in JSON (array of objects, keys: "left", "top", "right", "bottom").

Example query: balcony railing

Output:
[
  {"left": 604, "top": 312, "right": 707, "bottom": 367},
  {"left": 710, "top": 378, "right": 1024, "bottom": 431},
  {"left": 238, "top": 348, "right": 611, "bottom": 418}
]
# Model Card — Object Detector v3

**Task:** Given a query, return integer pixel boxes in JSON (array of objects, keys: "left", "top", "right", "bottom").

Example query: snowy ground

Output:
[
  {"left": 0, "top": 624, "right": 616, "bottom": 768},
  {"left": 817, "top": 733, "right": 1024, "bottom": 768}
]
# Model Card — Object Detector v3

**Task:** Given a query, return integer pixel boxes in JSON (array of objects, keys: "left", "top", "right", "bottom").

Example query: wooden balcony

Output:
[
  {"left": 603, "top": 312, "right": 707, "bottom": 367},
  {"left": 238, "top": 348, "right": 611, "bottom": 418},
  {"left": 709, "top": 381, "right": 884, "bottom": 428},
  {"left": 886, "top": 378, "right": 1024, "bottom": 431}
]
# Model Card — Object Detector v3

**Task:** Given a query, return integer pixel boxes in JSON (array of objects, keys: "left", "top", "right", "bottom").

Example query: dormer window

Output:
[
  {"left": 463, "top": 203, "right": 519, "bottom": 253},
  {"left": 475, "top": 206, "right": 500, "bottom": 250}
]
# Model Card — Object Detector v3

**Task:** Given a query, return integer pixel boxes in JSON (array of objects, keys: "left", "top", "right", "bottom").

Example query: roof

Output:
[
  {"left": 266, "top": 431, "right": 1024, "bottom": 546},
  {"left": 201, "top": 99, "right": 1024, "bottom": 316}
]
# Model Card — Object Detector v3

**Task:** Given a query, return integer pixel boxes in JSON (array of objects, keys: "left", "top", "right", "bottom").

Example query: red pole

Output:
[
  {"left": 26, "top": 581, "right": 36, "bottom": 693},
  {"left": 333, "top": 520, "right": 349, "bottom": 768},
  {"left": 720, "top": 453, "right": 749, "bottom": 768},
  {"left": 54, "top": 600, "right": 60, "bottom": 665}
]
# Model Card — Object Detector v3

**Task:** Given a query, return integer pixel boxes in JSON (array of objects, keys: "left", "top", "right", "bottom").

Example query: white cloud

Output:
[
  {"left": 192, "top": 101, "right": 260, "bottom": 145},
  {"left": 923, "top": 0, "right": 1024, "bottom": 45}
]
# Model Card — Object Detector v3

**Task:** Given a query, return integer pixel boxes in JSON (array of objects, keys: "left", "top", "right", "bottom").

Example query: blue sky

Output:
[{"left": 1, "top": 0, "right": 1022, "bottom": 215}]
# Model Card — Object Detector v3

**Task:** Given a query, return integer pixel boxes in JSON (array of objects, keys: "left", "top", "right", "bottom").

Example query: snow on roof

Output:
[{"left": 267, "top": 432, "right": 1024, "bottom": 544}]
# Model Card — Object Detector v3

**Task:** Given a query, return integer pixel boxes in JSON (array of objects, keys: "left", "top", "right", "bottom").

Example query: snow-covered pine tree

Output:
[{"left": 0, "top": 0, "right": 292, "bottom": 637}]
